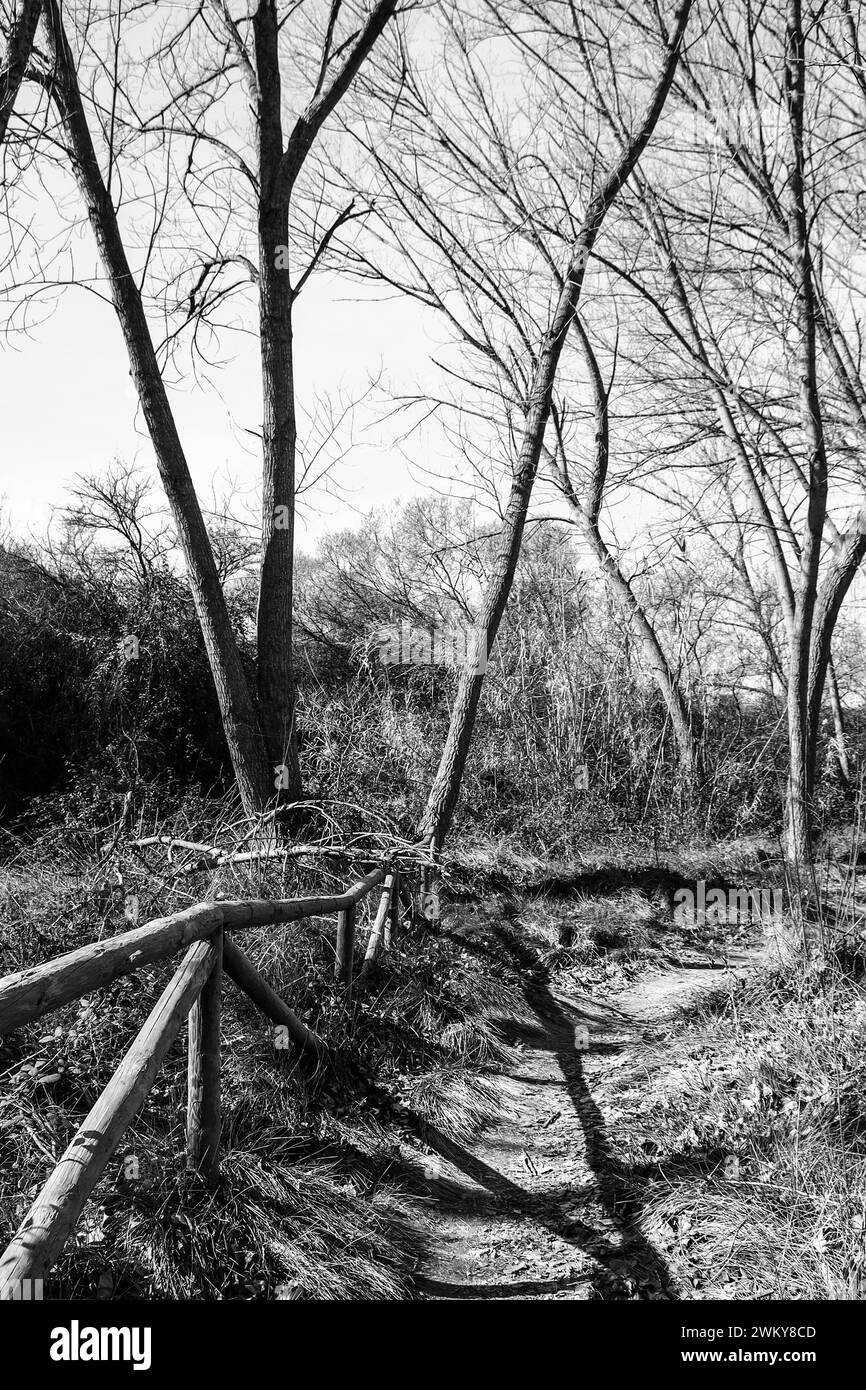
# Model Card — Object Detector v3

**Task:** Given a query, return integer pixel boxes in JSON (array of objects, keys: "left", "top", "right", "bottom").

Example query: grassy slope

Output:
[
  {"left": 596, "top": 960, "right": 866, "bottom": 1299},
  {"left": 1, "top": 826, "right": 864, "bottom": 1299},
  {"left": 0, "top": 831, "right": 534, "bottom": 1299}
]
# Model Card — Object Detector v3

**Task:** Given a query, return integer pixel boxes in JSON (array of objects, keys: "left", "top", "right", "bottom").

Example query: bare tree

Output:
[
  {"left": 344, "top": 0, "right": 693, "bottom": 845},
  {"left": 243, "top": 0, "right": 398, "bottom": 791},
  {"left": 22, "top": 0, "right": 399, "bottom": 816},
  {"left": 544, "top": 321, "right": 698, "bottom": 781},
  {"left": 595, "top": 0, "right": 866, "bottom": 866},
  {"left": 40, "top": 0, "right": 273, "bottom": 813},
  {"left": 62, "top": 463, "right": 174, "bottom": 585}
]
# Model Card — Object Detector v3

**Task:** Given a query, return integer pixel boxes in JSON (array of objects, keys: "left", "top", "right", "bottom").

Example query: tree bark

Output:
[
  {"left": 0, "top": 0, "right": 41, "bottom": 147},
  {"left": 252, "top": 0, "right": 301, "bottom": 795},
  {"left": 783, "top": 0, "right": 829, "bottom": 869}
]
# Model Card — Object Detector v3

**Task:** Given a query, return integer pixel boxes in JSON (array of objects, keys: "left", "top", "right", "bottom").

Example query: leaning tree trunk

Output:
[
  {"left": 584, "top": 527, "right": 696, "bottom": 781},
  {"left": 422, "top": 0, "right": 694, "bottom": 847},
  {"left": 806, "top": 520, "right": 866, "bottom": 790},
  {"left": 555, "top": 316, "right": 698, "bottom": 785},
  {"left": 44, "top": 0, "right": 273, "bottom": 816},
  {"left": 0, "top": 0, "right": 41, "bottom": 147}
]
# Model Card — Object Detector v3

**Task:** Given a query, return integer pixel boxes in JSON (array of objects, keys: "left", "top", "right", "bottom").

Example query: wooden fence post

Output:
[
  {"left": 335, "top": 903, "right": 356, "bottom": 999},
  {"left": 186, "top": 929, "right": 222, "bottom": 1186},
  {"left": 385, "top": 864, "right": 400, "bottom": 948},
  {"left": 421, "top": 862, "right": 440, "bottom": 927},
  {"left": 361, "top": 874, "right": 396, "bottom": 976}
]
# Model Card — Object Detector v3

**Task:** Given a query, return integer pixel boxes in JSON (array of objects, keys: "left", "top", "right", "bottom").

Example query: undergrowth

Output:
[
  {"left": 0, "top": 822, "right": 533, "bottom": 1300},
  {"left": 2, "top": 804, "right": 864, "bottom": 1301},
  {"left": 594, "top": 953, "right": 866, "bottom": 1299}
]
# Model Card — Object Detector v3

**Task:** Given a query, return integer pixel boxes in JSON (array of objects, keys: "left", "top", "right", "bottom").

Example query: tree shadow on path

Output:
[{"left": 410, "top": 921, "right": 679, "bottom": 1301}]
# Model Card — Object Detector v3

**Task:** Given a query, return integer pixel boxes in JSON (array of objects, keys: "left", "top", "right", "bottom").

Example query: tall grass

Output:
[{"left": 596, "top": 936, "right": 866, "bottom": 1298}]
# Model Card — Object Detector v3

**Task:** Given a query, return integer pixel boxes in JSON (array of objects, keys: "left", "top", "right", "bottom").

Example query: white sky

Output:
[
  {"left": 0, "top": 1, "right": 460, "bottom": 550},
  {"left": 0, "top": 261, "right": 445, "bottom": 550}
]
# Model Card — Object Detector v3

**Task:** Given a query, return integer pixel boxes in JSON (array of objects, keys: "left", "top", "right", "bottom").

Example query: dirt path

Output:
[{"left": 417, "top": 939, "right": 762, "bottom": 1300}]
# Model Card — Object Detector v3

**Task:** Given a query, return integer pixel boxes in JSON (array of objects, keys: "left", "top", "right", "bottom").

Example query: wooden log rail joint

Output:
[{"left": 0, "top": 845, "right": 438, "bottom": 1299}]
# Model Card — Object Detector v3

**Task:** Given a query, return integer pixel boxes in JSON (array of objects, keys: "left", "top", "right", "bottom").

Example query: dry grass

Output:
[
  {"left": 593, "top": 953, "right": 866, "bottom": 1299},
  {"left": 5, "top": 814, "right": 865, "bottom": 1301},
  {"left": 0, "top": 818, "right": 532, "bottom": 1300}
]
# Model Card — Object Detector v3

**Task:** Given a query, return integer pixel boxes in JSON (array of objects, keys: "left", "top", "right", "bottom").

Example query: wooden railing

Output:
[{"left": 0, "top": 845, "right": 435, "bottom": 1300}]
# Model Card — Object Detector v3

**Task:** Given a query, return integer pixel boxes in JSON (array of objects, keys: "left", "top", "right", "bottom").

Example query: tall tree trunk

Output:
[
  {"left": 422, "top": 0, "right": 693, "bottom": 847},
  {"left": 783, "top": 0, "right": 829, "bottom": 869},
  {"left": 786, "top": 662, "right": 814, "bottom": 868},
  {"left": 253, "top": 0, "right": 301, "bottom": 796},
  {"left": 246, "top": 0, "right": 396, "bottom": 801},
  {"left": 44, "top": 0, "right": 272, "bottom": 815},
  {"left": 0, "top": 0, "right": 41, "bottom": 147}
]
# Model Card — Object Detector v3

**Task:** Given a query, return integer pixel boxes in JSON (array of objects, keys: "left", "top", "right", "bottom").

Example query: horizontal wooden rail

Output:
[
  {"left": 0, "top": 904, "right": 224, "bottom": 1037},
  {"left": 0, "top": 939, "right": 217, "bottom": 1300},
  {"left": 340, "top": 865, "right": 387, "bottom": 904},
  {"left": 0, "top": 869, "right": 388, "bottom": 1037},
  {"left": 0, "top": 851, "right": 434, "bottom": 1297}
]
